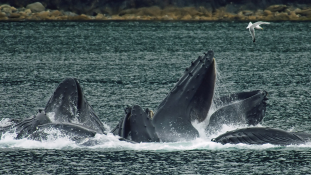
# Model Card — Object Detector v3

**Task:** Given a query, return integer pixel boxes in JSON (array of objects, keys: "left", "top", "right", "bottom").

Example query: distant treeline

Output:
[{"left": 0, "top": 0, "right": 310, "bottom": 15}]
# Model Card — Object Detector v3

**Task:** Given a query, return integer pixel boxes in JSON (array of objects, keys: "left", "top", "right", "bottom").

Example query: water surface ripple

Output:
[{"left": 0, "top": 21, "right": 311, "bottom": 174}]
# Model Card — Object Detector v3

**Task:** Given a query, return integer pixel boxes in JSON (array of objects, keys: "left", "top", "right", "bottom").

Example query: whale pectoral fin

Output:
[
  {"left": 206, "top": 90, "right": 267, "bottom": 135},
  {"left": 29, "top": 122, "right": 97, "bottom": 141},
  {"left": 129, "top": 105, "right": 159, "bottom": 142},
  {"left": 45, "top": 78, "right": 105, "bottom": 134},
  {"left": 15, "top": 110, "right": 51, "bottom": 139},
  {"left": 212, "top": 127, "right": 306, "bottom": 145}
]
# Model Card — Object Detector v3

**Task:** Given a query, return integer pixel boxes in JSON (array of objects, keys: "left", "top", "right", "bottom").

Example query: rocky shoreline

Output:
[{"left": 1, "top": 2, "right": 311, "bottom": 21}]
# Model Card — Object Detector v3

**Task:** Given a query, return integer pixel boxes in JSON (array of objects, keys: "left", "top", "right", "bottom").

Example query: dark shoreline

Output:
[{"left": 1, "top": 3, "right": 311, "bottom": 21}]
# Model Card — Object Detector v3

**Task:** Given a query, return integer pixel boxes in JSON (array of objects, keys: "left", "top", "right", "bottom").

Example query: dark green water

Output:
[{"left": 0, "top": 21, "right": 311, "bottom": 174}]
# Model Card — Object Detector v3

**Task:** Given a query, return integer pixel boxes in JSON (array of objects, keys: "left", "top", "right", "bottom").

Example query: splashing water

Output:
[
  {"left": 0, "top": 118, "right": 15, "bottom": 127},
  {"left": 2, "top": 119, "right": 310, "bottom": 151}
]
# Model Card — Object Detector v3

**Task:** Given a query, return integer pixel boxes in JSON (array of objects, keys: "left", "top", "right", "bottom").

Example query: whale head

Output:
[
  {"left": 45, "top": 78, "right": 106, "bottom": 134},
  {"left": 152, "top": 50, "right": 216, "bottom": 142}
]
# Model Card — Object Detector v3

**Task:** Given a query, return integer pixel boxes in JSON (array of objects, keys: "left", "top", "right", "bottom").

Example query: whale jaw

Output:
[{"left": 153, "top": 51, "right": 216, "bottom": 142}]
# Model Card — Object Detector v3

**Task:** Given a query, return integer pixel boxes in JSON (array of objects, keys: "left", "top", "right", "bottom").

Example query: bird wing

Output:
[
  {"left": 253, "top": 21, "right": 270, "bottom": 27},
  {"left": 246, "top": 22, "right": 253, "bottom": 29},
  {"left": 249, "top": 27, "right": 255, "bottom": 42}
]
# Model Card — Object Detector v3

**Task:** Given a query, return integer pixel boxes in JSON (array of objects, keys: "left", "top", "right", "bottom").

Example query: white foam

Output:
[
  {"left": 1, "top": 121, "right": 307, "bottom": 151},
  {"left": 46, "top": 112, "right": 56, "bottom": 122},
  {"left": 0, "top": 118, "right": 14, "bottom": 127}
]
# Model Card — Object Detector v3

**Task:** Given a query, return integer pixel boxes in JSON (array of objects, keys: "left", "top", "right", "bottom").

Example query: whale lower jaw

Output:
[
  {"left": 211, "top": 127, "right": 311, "bottom": 145},
  {"left": 152, "top": 51, "right": 216, "bottom": 142}
]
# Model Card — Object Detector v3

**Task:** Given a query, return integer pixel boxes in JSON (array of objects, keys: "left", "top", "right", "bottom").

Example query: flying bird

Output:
[{"left": 246, "top": 21, "right": 270, "bottom": 42}]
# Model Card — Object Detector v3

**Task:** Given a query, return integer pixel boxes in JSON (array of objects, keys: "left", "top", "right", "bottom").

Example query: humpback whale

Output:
[
  {"left": 112, "top": 51, "right": 217, "bottom": 142},
  {"left": 110, "top": 51, "right": 267, "bottom": 143},
  {"left": 0, "top": 50, "right": 271, "bottom": 144},
  {"left": 206, "top": 90, "right": 268, "bottom": 135},
  {"left": 211, "top": 127, "right": 311, "bottom": 145},
  {"left": 152, "top": 51, "right": 216, "bottom": 142},
  {"left": 0, "top": 78, "right": 105, "bottom": 141},
  {"left": 112, "top": 105, "right": 159, "bottom": 142},
  {"left": 44, "top": 78, "right": 106, "bottom": 134}
]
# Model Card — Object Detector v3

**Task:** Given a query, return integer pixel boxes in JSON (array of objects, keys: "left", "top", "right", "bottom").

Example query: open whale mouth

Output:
[
  {"left": 165, "top": 50, "right": 216, "bottom": 123},
  {"left": 44, "top": 78, "right": 105, "bottom": 134},
  {"left": 152, "top": 51, "right": 216, "bottom": 142},
  {"left": 205, "top": 89, "right": 268, "bottom": 136},
  {"left": 75, "top": 79, "right": 84, "bottom": 115},
  {"left": 44, "top": 78, "right": 81, "bottom": 123},
  {"left": 214, "top": 90, "right": 267, "bottom": 108},
  {"left": 158, "top": 51, "right": 216, "bottom": 114}
]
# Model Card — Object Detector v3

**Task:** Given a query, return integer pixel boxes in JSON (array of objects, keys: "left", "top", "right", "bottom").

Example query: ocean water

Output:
[{"left": 0, "top": 21, "right": 311, "bottom": 174}]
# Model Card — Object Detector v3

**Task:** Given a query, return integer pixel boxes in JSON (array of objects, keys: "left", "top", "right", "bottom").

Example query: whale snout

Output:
[{"left": 205, "top": 50, "right": 214, "bottom": 60}]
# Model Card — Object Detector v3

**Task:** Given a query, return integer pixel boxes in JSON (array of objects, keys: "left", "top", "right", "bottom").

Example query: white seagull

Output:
[{"left": 246, "top": 21, "right": 270, "bottom": 42}]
